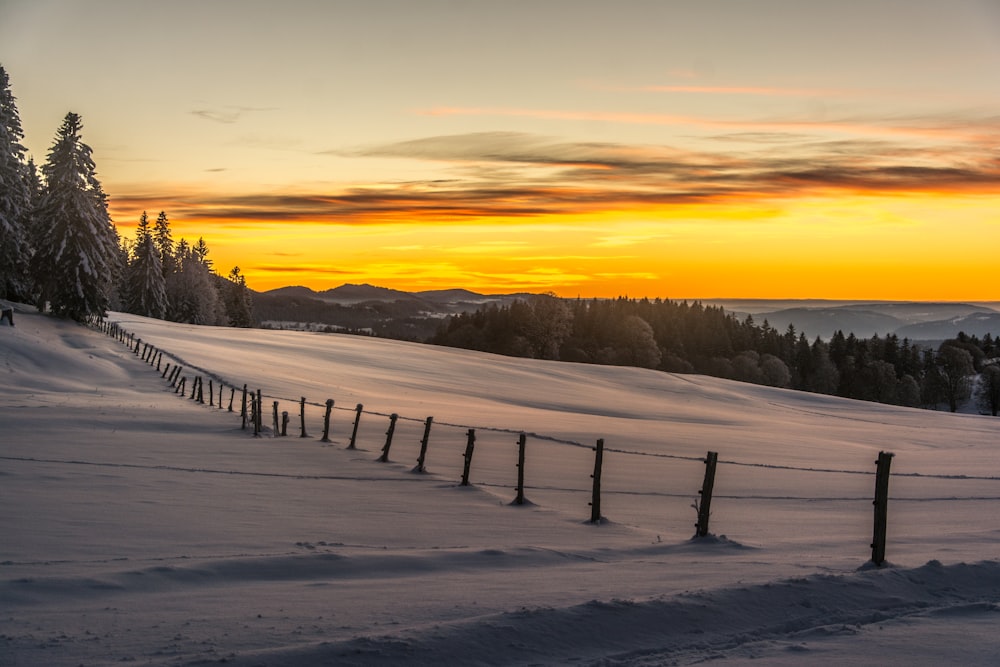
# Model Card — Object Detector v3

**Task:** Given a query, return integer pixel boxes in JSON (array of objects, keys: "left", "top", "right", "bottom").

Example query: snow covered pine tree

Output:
[
  {"left": 30, "top": 112, "right": 121, "bottom": 321},
  {"left": 0, "top": 65, "right": 34, "bottom": 302},
  {"left": 124, "top": 211, "right": 168, "bottom": 319}
]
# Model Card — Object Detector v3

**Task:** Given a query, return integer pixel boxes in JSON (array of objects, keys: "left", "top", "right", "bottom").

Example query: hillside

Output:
[
  {"left": 253, "top": 286, "right": 1000, "bottom": 343},
  {"left": 252, "top": 283, "right": 532, "bottom": 339},
  {"left": 714, "top": 300, "right": 1000, "bottom": 340},
  {"left": 3, "top": 311, "right": 1000, "bottom": 665}
]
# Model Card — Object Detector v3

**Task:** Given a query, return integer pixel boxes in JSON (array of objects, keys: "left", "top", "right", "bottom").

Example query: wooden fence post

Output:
[
  {"left": 197, "top": 377, "right": 204, "bottom": 404},
  {"left": 252, "top": 392, "right": 261, "bottom": 437},
  {"left": 871, "top": 451, "right": 894, "bottom": 566},
  {"left": 461, "top": 428, "right": 476, "bottom": 486},
  {"left": 414, "top": 416, "right": 434, "bottom": 472},
  {"left": 320, "top": 399, "right": 334, "bottom": 442},
  {"left": 207, "top": 380, "right": 214, "bottom": 407},
  {"left": 589, "top": 438, "right": 605, "bottom": 523},
  {"left": 695, "top": 451, "right": 719, "bottom": 538},
  {"left": 256, "top": 389, "right": 263, "bottom": 435},
  {"left": 240, "top": 385, "right": 248, "bottom": 428},
  {"left": 514, "top": 432, "right": 527, "bottom": 505},
  {"left": 272, "top": 401, "right": 280, "bottom": 435},
  {"left": 348, "top": 403, "right": 363, "bottom": 449},
  {"left": 162, "top": 362, "right": 171, "bottom": 379},
  {"left": 218, "top": 382, "right": 224, "bottom": 409},
  {"left": 228, "top": 387, "right": 236, "bottom": 412},
  {"left": 299, "top": 397, "right": 309, "bottom": 438},
  {"left": 176, "top": 377, "right": 186, "bottom": 395},
  {"left": 378, "top": 413, "right": 398, "bottom": 462},
  {"left": 281, "top": 411, "right": 289, "bottom": 437}
]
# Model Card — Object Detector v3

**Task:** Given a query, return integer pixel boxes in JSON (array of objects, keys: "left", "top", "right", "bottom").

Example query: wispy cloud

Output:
[
  {"left": 189, "top": 105, "right": 277, "bottom": 124},
  {"left": 251, "top": 264, "right": 352, "bottom": 275},
  {"left": 113, "top": 121, "right": 1000, "bottom": 227},
  {"left": 616, "top": 84, "right": 849, "bottom": 97},
  {"left": 419, "top": 106, "right": 1000, "bottom": 143},
  {"left": 643, "top": 84, "right": 832, "bottom": 96},
  {"left": 190, "top": 109, "right": 242, "bottom": 124}
]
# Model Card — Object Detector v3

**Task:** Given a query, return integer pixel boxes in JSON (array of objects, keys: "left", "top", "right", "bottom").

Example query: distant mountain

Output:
[
  {"left": 415, "top": 288, "right": 535, "bottom": 312},
  {"left": 318, "top": 283, "right": 418, "bottom": 304},
  {"left": 861, "top": 302, "right": 999, "bottom": 326},
  {"left": 744, "top": 303, "right": 1000, "bottom": 341},
  {"left": 754, "top": 307, "right": 905, "bottom": 340},
  {"left": 253, "top": 284, "right": 535, "bottom": 340},
  {"left": 415, "top": 288, "right": 485, "bottom": 301},
  {"left": 896, "top": 312, "right": 1000, "bottom": 340},
  {"left": 263, "top": 285, "right": 320, "bottom": 299}
]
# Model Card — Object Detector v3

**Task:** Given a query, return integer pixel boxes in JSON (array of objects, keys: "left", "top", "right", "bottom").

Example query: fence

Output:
[{"left": 95, "top": 316, "right": 998, "bottom": 567}]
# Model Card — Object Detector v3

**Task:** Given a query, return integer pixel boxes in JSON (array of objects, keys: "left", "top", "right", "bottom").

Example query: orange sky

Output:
[
  {"left": 5, "top": 1, "right": 1000, "bottom": 299},
  {"left": 107, "top": 189, "right": 1000, "bottom": 300}
]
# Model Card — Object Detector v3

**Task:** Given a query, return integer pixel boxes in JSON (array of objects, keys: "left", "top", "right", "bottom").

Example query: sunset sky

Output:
[{"left": 2, "top": 0, "right": 999, "bottom": 299}]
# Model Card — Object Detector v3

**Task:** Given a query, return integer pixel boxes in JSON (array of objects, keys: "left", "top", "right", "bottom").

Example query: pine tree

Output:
[
  {"left": 30, "top": 112, "right": 121, "bottom": 321},
  {"left": 25, "top": 157, "right": 41, "bottom": 203},
  {"left": 0, "top": 65, "right": 33, "bottom": 301},
  {"left": 223, "top": 266, "right": 255, "bottom": 327},
  {"left": 193, "top": 237, "right": 211, "bottom": 268},
  {"left": 978, "top": 364, "right": 1000, "bottom": 417},
  {"left": 165, "top": 238, "right": 224, "bottom": 325},
  {"left": 152, "top": 210, "right": 175, "bottom": 277},
  {"left": 124, "top": 211, "right": 167, "bottom": 319}
]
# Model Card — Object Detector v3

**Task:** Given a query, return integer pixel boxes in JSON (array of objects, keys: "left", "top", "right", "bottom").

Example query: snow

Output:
[{"left": 2, "top": 310, "right": 1000, "bottom": 666}]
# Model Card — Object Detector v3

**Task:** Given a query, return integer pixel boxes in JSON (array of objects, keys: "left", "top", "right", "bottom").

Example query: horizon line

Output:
[{"left": 253, "top": 283, "right": 1000, "bottom": 305}]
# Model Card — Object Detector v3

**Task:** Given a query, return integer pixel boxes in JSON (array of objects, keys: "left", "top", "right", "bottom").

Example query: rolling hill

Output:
[{"left": 3, "top": 310, "right": 1000, "bottom": 665}]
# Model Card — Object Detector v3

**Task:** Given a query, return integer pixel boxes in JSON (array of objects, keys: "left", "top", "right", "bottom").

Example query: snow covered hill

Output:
[{"left": 2, "top": 311, "right": 999, "bottom": 665}]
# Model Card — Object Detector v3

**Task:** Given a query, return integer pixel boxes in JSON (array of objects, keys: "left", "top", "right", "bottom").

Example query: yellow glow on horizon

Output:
[{"left": 110, "top": 192, "right": 999, "bottom": 301}]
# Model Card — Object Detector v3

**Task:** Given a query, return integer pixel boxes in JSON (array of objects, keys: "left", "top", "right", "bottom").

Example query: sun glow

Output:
[{"left": 110, "top": 190, "right": 999, "bottom": 300}]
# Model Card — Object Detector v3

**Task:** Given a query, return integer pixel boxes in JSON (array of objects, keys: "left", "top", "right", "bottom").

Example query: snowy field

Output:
[{"left": 2, "top": 310, "right": 1000, "bottom": 666}]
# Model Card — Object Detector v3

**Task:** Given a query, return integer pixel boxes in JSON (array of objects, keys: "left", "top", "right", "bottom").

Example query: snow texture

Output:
[{"left": 2, "top": 310, "right": 999, "bottom": 665}]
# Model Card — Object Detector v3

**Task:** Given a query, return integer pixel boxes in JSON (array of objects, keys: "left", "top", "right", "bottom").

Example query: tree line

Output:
[
  {"left": 0, "top": 65, "right": 253, "bottom": 326},
  {"left": 431, "top": 295, "right": 1000, "bottom": 416}
]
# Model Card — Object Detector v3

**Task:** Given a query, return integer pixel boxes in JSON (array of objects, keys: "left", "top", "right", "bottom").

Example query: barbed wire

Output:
[{"left": 101, "top": 319, "right": 1000, "bottom": 484}]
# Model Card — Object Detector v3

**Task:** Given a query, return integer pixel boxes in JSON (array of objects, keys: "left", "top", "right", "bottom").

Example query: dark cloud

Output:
[
  {"left": 120, "top": 127, "right": 1000, "bottom": 225},
  {"left": 252, "top": 265, "right": 351, "bottom": 275}
]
